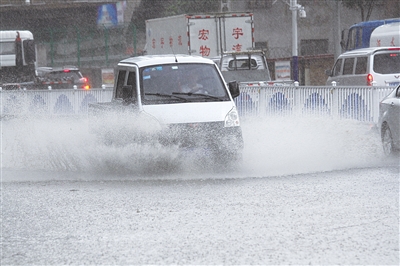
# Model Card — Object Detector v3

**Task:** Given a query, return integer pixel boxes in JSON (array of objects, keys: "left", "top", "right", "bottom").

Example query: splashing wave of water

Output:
[{"left": 2, "top": 114, "right": 385, "bottom": 180}]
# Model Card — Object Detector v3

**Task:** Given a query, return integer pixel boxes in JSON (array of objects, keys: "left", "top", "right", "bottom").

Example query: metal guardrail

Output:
[
  {"left": 0, "top": 86, "right": 395, "bottom": 123},
  {"left": 235, "top": 85, "right": 394, "bottom": 123},
  {"left": 0, "top": 88, "right": 113, "bottom": 117}
]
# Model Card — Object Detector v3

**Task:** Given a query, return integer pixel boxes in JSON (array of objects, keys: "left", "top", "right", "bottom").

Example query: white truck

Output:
[
  {"left": 0, "top": 30, "right": 37, "bottom": 87},
  {"left": 145, "top": 13, "right": 272, "bottom": 84},
  {"left": 341, "top": 18, "right": 400, "bottom": 52},
  {"left": 212, "top": 50, "right": 272, "bottom": 85},
  {"left": 0, "top": 30, "right": 88, "bottom": 90}
]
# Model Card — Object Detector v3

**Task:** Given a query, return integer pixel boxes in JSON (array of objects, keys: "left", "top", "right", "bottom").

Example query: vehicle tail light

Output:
[
  {"left": 80, "top": 77, "right": 90, "bottom": 89},
  {"left": 63, "top": 69, "right": 70, "bottom": 73},
  {"left": 367, "top": 74, "right": 373, "bottom": 86}
]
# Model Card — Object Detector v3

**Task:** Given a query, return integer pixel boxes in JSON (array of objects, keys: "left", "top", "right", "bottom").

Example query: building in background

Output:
[
  {"left": 0, "top": 0, "right": 398, "bottom": 86},
  {"left": 0, "top": 0, "right": 140, "bottom": 87},
  {"left": 226, "top": 0, "right": 399, "bottom": 85}
]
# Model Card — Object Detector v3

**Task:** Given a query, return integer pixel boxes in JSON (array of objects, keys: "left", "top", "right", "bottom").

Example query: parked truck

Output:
[
  {"left": 0, "top": 30, "right": 89, "bottom": 90},
  {"left": 369, "top": 22, "right": 400, "bottom": 48},
  {"left": 0, "top": 30, "right": 36, "bottom": 87},
  {"left": 341, "top": 18, "right": 400, "bottom": 52},
  {"left": 212, "top": 50, "right": 272, "bottom": 85},
  {"left": 145, "top": 13, "right": 273, "bottom": 84}
]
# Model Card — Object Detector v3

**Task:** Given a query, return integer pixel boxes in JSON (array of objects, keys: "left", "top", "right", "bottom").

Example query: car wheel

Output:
[{"left": 382, "top": 124, "right": 396, "bottom": 156}]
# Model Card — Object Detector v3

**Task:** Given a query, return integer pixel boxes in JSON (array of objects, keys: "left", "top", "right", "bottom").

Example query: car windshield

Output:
[
  {"left": 373, "top": 52, "right": 400, "bottom": 74},
  {"left": 44, "top": 70, "right": 82, "bottom": 80},
  {"left": 141, "top": 63, "right": 229, "bottom": 102}
]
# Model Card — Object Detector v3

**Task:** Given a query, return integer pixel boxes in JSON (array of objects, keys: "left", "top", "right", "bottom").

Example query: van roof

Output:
[
  {"left": 119, "top": 54, "right": 215, "bottom": 68},
  {"left": 339, "top": 46, "right": 400, "bottom": 57}
]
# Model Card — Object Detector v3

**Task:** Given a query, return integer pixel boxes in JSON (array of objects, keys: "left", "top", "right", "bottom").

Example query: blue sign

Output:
[{"left": 97, "top": 4, "right": 118, "bottom": 28}]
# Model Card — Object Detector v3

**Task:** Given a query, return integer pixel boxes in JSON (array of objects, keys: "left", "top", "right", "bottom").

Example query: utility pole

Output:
[
  {"left": 272, "top": 0, "right": 305, "bottom": 83},
  {"left": 290, "top": 0, "right": 298, "bottom": 82},
  {"left": 289, "top": 0, "right": 305, "bottom": 83},
  {"left": 334, "top": 0, "right": 342, "bottom": 60}
]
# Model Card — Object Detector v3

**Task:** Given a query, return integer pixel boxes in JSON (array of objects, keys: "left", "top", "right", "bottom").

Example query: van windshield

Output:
[
  {"left": 373, "top": 52, "right": 400, "bottom": 74},
  {"left": 141, "top": 63, "right": 229, "bottom": 102}
]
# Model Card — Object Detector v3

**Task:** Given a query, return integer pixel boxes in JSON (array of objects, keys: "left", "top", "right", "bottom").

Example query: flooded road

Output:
[
  {"left": 2, "top": 166, "right": 399, "bottom": 265},
  {"left": 2, "top": 116, "right": 399, "bottom": 264}
]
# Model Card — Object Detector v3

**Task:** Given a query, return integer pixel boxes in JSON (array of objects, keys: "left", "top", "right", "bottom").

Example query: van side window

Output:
[
  {"left": 343, "top": 58, "right": 354, "bottom": 75},
  {"left": 355, "top": 57, "right": 367, "bottom": 74},
  {"left": 127, "top": 71, "right": 136, "bottom": 88},
  {"left": 115, "top": 70, "right": 127, "bottom": 99},
  {"left": 332, "top": 58, "right": 342, "bottom": 76},
  {"left": 126, "top": 71, "right": 137, "bottom": 101}
]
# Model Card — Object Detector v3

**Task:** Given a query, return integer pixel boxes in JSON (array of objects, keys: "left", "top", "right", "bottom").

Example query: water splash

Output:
[{"left": 1, "top": 114, "right": 385, "bottom": 181}]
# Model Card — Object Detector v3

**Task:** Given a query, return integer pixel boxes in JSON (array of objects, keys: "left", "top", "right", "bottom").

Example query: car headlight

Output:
[{"left": 224, "top": 107, "right": 240, "bottom": 127}]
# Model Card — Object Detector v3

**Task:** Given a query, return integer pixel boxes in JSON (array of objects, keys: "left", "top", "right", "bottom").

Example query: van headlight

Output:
[{"left": 224, "top": 108, "right": 240, "bottom": 127}]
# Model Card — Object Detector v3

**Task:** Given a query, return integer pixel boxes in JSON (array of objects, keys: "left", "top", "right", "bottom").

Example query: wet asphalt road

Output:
[{"left": 2, "top": 166, "right": 399, "bottom": 265}]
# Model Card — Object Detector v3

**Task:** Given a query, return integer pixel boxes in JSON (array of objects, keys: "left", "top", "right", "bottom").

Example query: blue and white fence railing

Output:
[
  {"left": 235, "top": 85, "right": 394, "bottom": 123},
  {"left": 0, "top": 86, "right": 394, "bottom": 123},
  {"left": 0, "top": 88, "right": 113, "bottom": 117}
]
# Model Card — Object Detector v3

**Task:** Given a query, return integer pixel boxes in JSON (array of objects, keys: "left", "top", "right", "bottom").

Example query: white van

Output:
[
  {"left": 89, "top": 54, "right": 243, "bottom": 162},
  {"left": 326, "top": 47, "right": 400, "bottom": 86}
]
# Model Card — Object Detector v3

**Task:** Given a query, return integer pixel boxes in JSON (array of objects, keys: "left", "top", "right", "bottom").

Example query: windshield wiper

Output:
[
  {"left": 172, "top": 92, "right": 225, "bottom": 101},
  {"left": 145, "top": 92, "right": 188, "bottom": 101}
]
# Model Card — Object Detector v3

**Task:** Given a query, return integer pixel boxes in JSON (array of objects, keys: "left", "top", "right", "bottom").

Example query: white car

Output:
[
  {"left": 326, "top": 47, "right": 400, "bottom": 86},
  {"left": 378, "top": 85, "right": 400, "bottom": 156}
]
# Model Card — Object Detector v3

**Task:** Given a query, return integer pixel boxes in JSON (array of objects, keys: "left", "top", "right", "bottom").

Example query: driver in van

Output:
[{"left": 180, "top": 70, "right": 203, "bottom": 93}]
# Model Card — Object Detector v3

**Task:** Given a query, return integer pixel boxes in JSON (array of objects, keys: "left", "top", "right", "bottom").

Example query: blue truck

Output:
[{"left": 341, "top": 18, "right": 400, "bottom": 52}]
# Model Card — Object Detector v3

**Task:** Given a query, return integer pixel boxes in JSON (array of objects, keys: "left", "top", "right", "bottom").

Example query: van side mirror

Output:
[{"left": 228, "top": 80, "right": 240, "bottom": 98}]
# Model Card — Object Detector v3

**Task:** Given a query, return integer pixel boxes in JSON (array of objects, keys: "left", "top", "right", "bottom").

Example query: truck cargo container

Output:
[
  {"left": 145, "top": 13, "right": 254, "bottom": 58},
  {"left": 370, "top": 22, "right": 400, "bottom": 48}
]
